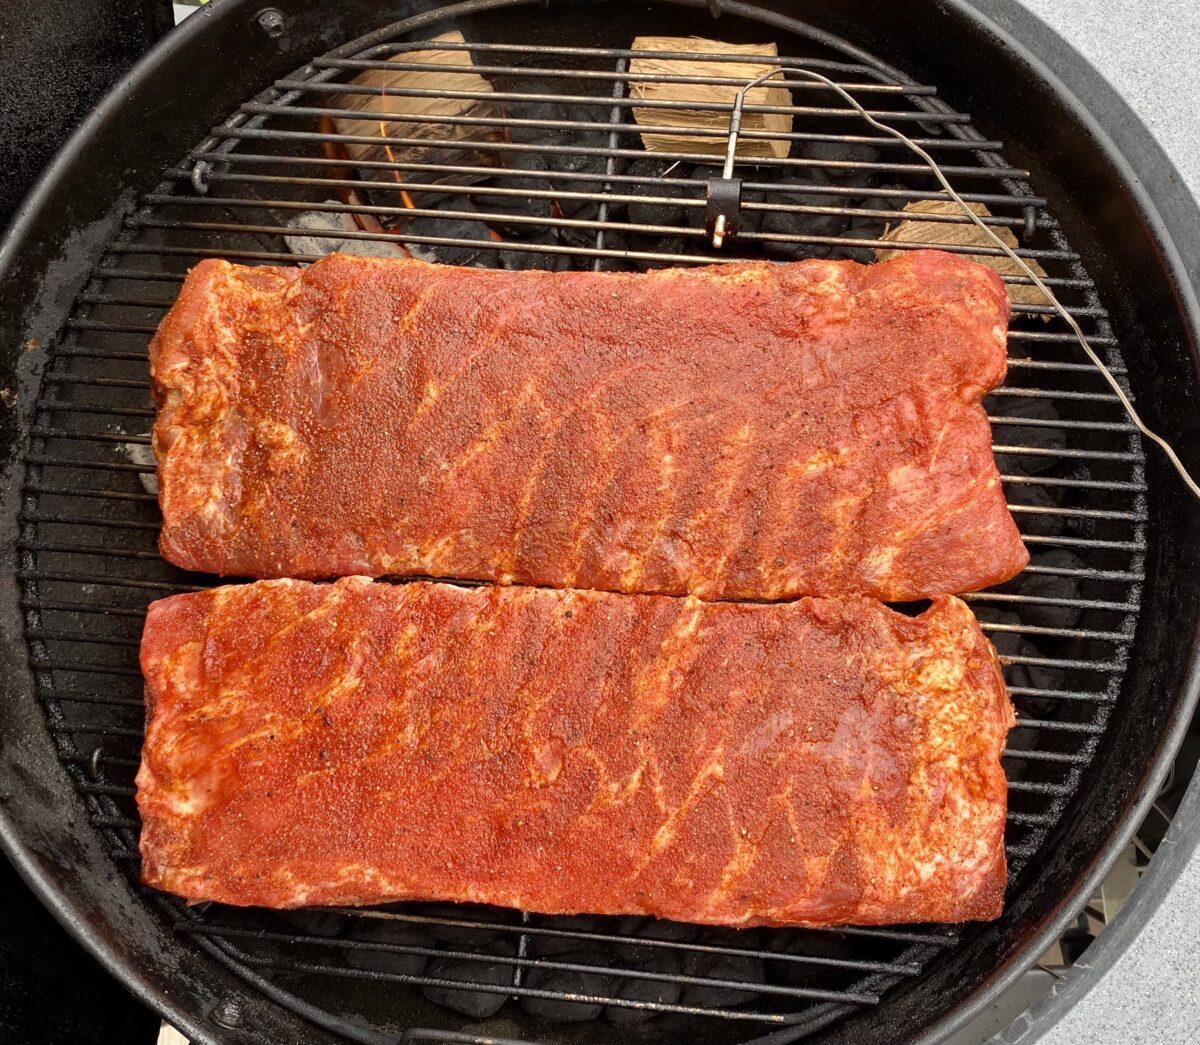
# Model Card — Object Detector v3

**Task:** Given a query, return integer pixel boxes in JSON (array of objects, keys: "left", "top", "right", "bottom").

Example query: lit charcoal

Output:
[
  {"left": 343, "top": 919, "right": 432, "bottom": 976},
  {"left": 678, "top": 951, "right": 766, "bottom": 1007},
  {"left": 421, "top": 942, "right": 513, "bottom": 1018},
  {"left": 471, "top": 153, "right": 553, "bottom": 234},
  {"left": 1006, "top": 481, "right": 1066, "bottom": 537},
  {"left": 612, "top": 918, "right": 699, "bottom": 963},
  {"left": 520, "top": 955, "right": 613, "bottom": 1022},
  {"left": 605, "top": 951, "right": 682, "bottom": 1025},
  {"left": 800, "top": 141, "right": 882, "bottom": 189},
  {"left": 986, "top": 395, "right": 1068, "bottom": 474},
  {"left": 275, "top": 909, "right": 346, "bottom": 938}
]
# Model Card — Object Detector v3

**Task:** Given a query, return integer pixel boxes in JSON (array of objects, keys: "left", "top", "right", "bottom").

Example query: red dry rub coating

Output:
[
  {"left": 137, "top": 578, "right": 1013, "bottom": 925},
  {"left": 149, "top": 249, "right": 1027, "bottom": 600}
]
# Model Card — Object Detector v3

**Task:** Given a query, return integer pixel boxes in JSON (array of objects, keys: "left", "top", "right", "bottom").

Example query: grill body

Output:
[{"left": 0, "top": 1, "right": 1198, "bottom": 1044}]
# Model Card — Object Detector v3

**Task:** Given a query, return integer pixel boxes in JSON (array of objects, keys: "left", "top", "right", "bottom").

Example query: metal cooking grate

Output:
[{"left": 18, "top": 2, "right": 1146, "bottom": 1042}]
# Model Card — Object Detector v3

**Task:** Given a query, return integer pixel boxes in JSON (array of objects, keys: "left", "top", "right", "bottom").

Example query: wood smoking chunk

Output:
[
  {"left": 629, "top": 36, "right": 793, "bottom": 160},
  {"left": 330, "top": 31, "right": 504, "bottom": 179},
  {"left": 875, "top": 199, "right": 1053, "bottom": 308}
]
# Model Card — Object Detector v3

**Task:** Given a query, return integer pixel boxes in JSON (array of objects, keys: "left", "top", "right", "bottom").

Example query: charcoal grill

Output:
[{"left": 1, "top": 0, "right": 1198, "bottom": 1043}]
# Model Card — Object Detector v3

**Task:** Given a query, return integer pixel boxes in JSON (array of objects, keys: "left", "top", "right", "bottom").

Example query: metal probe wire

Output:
[{"left": 719, "top": 67, "right": 1200, "bottom": 500}]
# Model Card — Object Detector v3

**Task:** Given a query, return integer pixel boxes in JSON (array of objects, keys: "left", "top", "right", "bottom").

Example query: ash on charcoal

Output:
[
  {"left": 679, "top": 951, "right": 766, "bottom": 1008},
  {"left": 343, "top": 919, "right": 433, "bottom": 977},
  {"left": 119, "top": 439, "right": 157, "bottom": 495},
  {"left": 422, "top": 941, "right": 514, "bottom": 1019},
  {"left": 283, "top": 204, "right": 408, "bottom": 259},
  {"left": 605, "top": 951, "right": 682, "bottom": 1026},
  {"left": 800, "top": 140, "right": 881, "bottom": 189},
  {"left": 520, "top": 954, "right": 613, "bottom": 1022}
]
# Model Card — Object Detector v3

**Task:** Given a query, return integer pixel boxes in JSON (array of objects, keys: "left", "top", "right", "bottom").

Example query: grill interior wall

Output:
[{"left": 17, "top": 24, "right": 1145, "bottom": 1044}]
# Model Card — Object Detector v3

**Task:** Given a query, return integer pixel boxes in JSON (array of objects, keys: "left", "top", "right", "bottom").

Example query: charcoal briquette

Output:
[
  {"left": 1006, "top": 549, "right": 1088, "bottom": 630},
  {"left": 276, "top": 909, "right": 346, "bottom": 938},
  {"left": 605, "top": 951, "right": 682, "bottom": 1025},
  {"left": 529, "top": 915, "right": 607, "bottom": 958},
  {"left": 971, "top": 607, "right": 1024, "bottom": 659},
  {"left": 986, "top": 396, "right": 1068, "bottom": 474},
  {"left": 859, "top": 183, "right": 914, "bottom": 215},
  {"left": 520, "top": 958, "right": 612, "bottom": 1022},
  {"left": 344, "top": 919, "right": 432, "bottom": 977},
  {"left": 801, "top": 141, "right": 882, "bottom": 188},
  {"left": 422, "top": 945, "right": 513, "bottom": 1018},
  {"left": 679, "top": 952, "right": 765, "bottom": 1007},
  {"left": 506, "top": 100, "right": 573, "bottom": 145},
  {"left": 630, "top": 233, "right": 687, "bottom": 270},
  {"left": 406, "top": 902, "right": 510, "bottom": 947},
  {"left": 612, "top": 918, "right": 699, "bottom": 962},
  {"left": 546, "top": 151, "right": 607, "bottom": 212},
  {"left": 825, "top": 244, "right": 877, "bottom": 263},
  {"left": 499, "top": 229, "right": 571, "bottom": 272},
  {"left": 1006, "top": 481, "right": 1066, "bottom": 537},
  {"left": 471, "top": 162, "right": 553, "bottom": 234}
]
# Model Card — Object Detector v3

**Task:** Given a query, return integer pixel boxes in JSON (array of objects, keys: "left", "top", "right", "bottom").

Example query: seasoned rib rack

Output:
[
  {"left": 139, "top": 578, "right": 1013, "bottom": 924},
  {"left": 150, "top": 250, "right": 1025, "bottom": 599}
]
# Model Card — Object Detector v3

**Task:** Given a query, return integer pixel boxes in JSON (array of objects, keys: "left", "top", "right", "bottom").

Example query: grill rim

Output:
[{"left": 0, "top": 1, "right": 1198, "bottom": 1044}]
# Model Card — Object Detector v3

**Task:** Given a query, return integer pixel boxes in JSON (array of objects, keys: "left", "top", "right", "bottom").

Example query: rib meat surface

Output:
[
  {"left": 138, "top": 577, "right": 1014, "bottom": 925},
  {"left": 150, "top": 250, "right": 1027, "bottom": 600}
]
